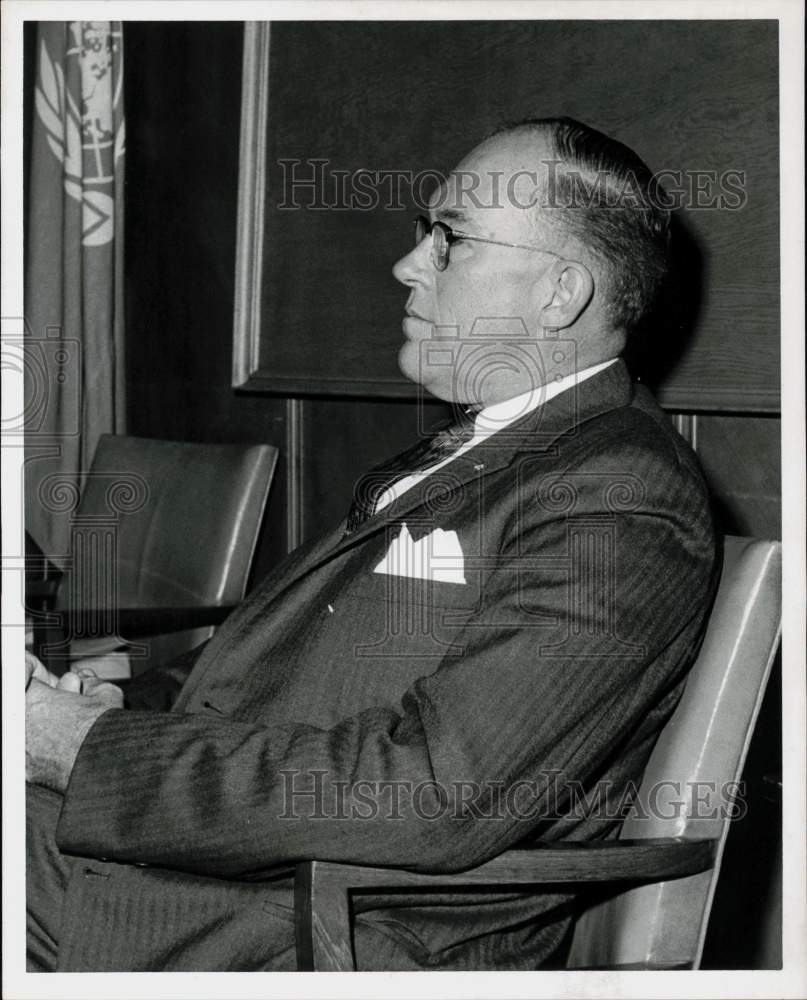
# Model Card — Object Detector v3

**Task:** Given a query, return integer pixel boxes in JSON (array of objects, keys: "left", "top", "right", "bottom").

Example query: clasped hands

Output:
[{"left": 26, "top": 652, "right": 123, "bottom": 794}]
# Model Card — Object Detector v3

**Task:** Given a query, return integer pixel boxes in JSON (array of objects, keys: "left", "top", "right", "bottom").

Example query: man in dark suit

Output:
[{"left": 26, "top": 117, "right": 718, "bottom": 971}]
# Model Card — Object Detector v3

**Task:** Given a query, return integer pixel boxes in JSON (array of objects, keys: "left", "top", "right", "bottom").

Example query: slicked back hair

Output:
[{"left": 493, "top": 117, "right": 672, "bottom": 334}]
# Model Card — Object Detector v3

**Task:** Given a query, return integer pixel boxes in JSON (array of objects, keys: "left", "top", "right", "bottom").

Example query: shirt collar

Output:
[{"left": 473, "top": 358, "right": 619, "bottom": 435}]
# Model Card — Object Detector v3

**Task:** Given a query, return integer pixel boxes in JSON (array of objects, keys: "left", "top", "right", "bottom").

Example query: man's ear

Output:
[{"left": 536, "top": 261, "right": 594, "bottom": 330}]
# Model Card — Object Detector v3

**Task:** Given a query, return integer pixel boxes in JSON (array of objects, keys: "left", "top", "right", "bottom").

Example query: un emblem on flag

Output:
[{"left": 34, "top": 22, "right": 125, "bottom": 247}]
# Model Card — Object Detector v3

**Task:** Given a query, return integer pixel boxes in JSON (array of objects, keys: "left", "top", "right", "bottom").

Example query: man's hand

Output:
[
  {"left": 25, "top": 651, "right": 59, "bottom": 689},
  {"left": 26, "top": 653, "right": 113, "bottom": 695},
  {"left": 26, "top": 672, "right": 124, "bottom": 794}
]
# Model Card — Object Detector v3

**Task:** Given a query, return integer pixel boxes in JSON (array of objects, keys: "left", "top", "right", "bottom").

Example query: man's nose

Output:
[{"left": 392, "top": 236, "right": 432, "bottom": 287}]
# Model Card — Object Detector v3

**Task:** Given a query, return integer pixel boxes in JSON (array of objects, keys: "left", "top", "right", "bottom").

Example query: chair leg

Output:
[{"left": 294, "top": 862, "right": 355, "bottom": 971}]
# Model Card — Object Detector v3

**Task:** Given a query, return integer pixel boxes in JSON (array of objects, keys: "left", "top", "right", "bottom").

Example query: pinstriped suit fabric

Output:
[{"left": 29, "top": 361, "right": 718, "bottom": 970}]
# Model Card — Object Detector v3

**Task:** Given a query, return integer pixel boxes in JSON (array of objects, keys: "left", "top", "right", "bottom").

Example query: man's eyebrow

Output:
[{"left": 434, "top": 207, "right": 472, "bottom": 226}]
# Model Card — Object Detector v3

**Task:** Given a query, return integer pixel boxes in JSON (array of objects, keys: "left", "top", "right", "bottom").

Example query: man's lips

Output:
[
  {"left": 404, "top": 294, "right": 431, "bottom": 324},
  {"left": 402, "top": 313, "right": 432, "bottom": 338}
]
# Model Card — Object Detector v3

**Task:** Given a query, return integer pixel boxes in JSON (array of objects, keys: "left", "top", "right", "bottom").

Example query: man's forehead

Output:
[
  {"left": 427, "top": 169, "right": 505, "bottom": 214},
  {"left": 427, "top": 131, "right": 553, "bottom": 218}
]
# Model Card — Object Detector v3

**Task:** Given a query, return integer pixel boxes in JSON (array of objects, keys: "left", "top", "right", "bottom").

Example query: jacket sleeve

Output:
[{"left": 56, "top": 451, "right": 716, "bottom": 878}]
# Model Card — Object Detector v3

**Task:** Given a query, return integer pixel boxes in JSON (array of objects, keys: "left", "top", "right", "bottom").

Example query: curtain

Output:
[{"left": 25, "top": 21, "right": 126, "bottom": 569}]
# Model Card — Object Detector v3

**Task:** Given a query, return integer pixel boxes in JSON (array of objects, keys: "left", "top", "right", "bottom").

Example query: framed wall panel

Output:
[{"left": 233, "top": 20, "right": 780, "bottom": 412}]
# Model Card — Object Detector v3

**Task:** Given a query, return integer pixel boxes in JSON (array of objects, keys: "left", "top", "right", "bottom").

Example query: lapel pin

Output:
[{"left": 474, "top": 463, "right": 485, "bottom": 471}]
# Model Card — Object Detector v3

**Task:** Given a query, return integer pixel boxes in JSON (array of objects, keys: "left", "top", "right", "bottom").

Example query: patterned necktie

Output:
[{"left": 345, "top": 409, "right": 477, "bottom": 534}]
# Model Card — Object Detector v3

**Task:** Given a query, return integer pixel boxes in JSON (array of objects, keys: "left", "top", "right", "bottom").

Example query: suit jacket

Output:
[{"left": 52, "top": 360, "right": 718, "bottom": 969}]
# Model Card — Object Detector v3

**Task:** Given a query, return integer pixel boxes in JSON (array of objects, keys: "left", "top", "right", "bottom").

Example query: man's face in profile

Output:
[{"left": 392, "top": 132, "right": 561, "bottom": 407}]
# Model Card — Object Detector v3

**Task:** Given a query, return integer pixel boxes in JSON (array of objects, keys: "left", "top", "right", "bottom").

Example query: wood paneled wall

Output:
[
  {"left": 245, "top": 20, "right": 779, "bottom": 415},
  {"left": 119, "top": 21, "right": 781, "bottom": 560}
]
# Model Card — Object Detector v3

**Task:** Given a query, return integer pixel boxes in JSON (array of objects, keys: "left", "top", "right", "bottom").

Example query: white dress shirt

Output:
[{"left": 374, "top": 357, "right": 618, "bottom": 513}]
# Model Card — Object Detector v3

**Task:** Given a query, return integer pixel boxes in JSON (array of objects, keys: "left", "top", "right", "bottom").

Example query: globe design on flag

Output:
[{"left": 34, "top": 22, "right": 125, "bottom": 247}]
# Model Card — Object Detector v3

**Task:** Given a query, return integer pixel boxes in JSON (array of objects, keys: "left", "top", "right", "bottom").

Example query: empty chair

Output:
[{"left": 32, "top": 434, "right": 277, "bottom": 678}]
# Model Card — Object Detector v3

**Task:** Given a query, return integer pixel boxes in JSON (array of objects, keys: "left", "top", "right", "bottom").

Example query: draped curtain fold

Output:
[{"left": 25, "top": 21, "right": 126, "bottom": 568}]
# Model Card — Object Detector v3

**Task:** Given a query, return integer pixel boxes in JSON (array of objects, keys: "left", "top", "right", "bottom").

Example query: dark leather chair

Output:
[
  {"left": 293, "top": 536, "right": 782, "bottom": 970},
  {"left": 29, "top": 434, "right": 277, "bottom": 678}
]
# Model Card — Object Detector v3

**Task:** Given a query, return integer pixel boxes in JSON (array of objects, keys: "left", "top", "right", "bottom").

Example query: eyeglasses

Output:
[{"left": 414, "top": 215, "right": 563, "bottom": 272}]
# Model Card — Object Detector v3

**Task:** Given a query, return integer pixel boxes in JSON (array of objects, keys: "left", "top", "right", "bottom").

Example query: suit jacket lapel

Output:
[{"left": 263, "top": 359, "right": 634, "bottom": 604}]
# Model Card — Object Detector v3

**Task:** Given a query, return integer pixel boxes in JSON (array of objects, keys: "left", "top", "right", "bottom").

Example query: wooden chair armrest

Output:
[
  {"left": 37, "top": 605, "right": 236, "bottom": 640},
  {"left": 93, "top": 605, "right": 236, "bottom": 636},
  {"left": 31, "top": 605, "right": 236, "bottom": 669},
  {"left": 294, "top": 837, "right": 717, "bottom": 971}
]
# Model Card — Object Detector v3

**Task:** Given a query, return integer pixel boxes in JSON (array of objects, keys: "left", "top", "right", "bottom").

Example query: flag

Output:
[{"left": 25, "top": 21, "right": 126, "bottom": 568}]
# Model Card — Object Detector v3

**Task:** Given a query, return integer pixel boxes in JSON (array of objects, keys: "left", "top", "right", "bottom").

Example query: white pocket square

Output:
[{"left": 374, "top": 523, "right": 466, "bottom": 584}]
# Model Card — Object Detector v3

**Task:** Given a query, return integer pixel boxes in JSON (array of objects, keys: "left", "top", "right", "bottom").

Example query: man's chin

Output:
[
  {"left": 398, "top": 342, "right": 477, "bottom": 404},
  {"left": 397, "top": 342, "right": 422, "bottom": 386},
  {"left": 398, "top": 361, "right": 456, "bottom": 404}
]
